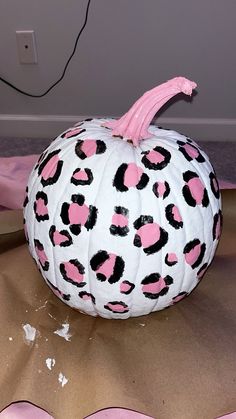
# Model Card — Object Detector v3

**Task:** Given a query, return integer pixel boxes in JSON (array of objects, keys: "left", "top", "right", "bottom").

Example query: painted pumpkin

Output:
[{"left": 24, "top": 77, "right": 222, "bottom": 319}]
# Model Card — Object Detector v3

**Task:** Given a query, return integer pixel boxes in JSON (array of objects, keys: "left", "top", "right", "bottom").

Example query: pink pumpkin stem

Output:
[{"left": 103, "top": 76, "right": 197, "bottom": 146}]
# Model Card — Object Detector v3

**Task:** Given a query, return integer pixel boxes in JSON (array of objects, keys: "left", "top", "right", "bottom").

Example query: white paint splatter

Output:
[
  {"left": 35, "top": 300, "right": 48, "bottom": 311},
  {"left": 58, "top": 372, "right": 68, "bottom": 387},
  {"left": 23, "top": 324, "right": 37, "bottom": 343},
  {"left": 48, "top": 313, "right": 57, "bottom": 321},
  {"left": 139, "top": 323, "right": 146, "bottom": 327},
  {"left": 54, "top": 323, "right": 72, "bottom": 341},
  {"left": 8, "top": 337, "right": 13, "bottom": 341},
  {"left": 46, "top": 358, "right": 56, "bottom": 370}
]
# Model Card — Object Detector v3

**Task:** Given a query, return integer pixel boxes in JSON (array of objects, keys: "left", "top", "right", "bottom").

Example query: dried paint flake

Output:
[
  {"left": 23, "top": 324, "right": 37, "bottom": 343},
  {"left": 46, "top": 358, "right": 56, "bottom": 370},
  {"left": 54, "top": 323, "right": 72, "bottom": 341},
  {"left": 58, "top": 372, "right": 68, "bottom": 387}
]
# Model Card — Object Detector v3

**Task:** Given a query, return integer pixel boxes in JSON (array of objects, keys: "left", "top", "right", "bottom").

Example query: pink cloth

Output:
[
  {"left": 85, "top": 408, "right": 153, "bottom": 418},
  {"left": 0, "top": 155, "right": 38, "bottom": 210},
  {"left": 0, "top": 403, "right": 235, "bottom": 418},
  {"left": 0, "top": 402, "right": 53, "bottom": 418},
  {"left": 0, "top": 155, "right": 235, "bottom": 211}
]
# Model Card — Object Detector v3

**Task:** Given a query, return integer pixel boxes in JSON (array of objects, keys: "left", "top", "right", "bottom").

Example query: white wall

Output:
[{"left": 0, "top": 0, "right": 236, "bottom": 140}]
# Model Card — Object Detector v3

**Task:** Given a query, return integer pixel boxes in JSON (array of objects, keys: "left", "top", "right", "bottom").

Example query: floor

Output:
[{"left": 0, "top": 137, "right": 236, "bottom": 182}]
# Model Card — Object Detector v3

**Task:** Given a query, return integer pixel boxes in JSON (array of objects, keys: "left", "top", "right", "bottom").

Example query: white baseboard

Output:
[{"left": 0, "top": 114, "right": 236, "bottom": 141}]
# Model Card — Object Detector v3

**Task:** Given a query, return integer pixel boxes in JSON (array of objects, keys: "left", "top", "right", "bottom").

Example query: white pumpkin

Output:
[{"left": 24, "top": 77, "right": 222, "bottom": 319}]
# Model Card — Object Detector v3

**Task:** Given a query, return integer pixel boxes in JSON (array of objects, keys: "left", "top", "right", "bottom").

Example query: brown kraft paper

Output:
[{"left": 0, "top": 189, "right": 235, "bottom": 419}]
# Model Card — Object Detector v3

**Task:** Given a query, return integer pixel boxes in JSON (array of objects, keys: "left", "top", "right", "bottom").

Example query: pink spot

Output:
[
  {"left": 157, "top": 182, "right": 166, "bottom": 197},
  {"left": 142, "top": 277, "right": 166, "bottom": 294},
  {"left": 36, "top": 248, "right": 48, "bottom": 266},
  {"left": 53, "top": 231, "right": 68, "bottom": 245},
  {"left": 183, "top": 144, "right": 199, "bottom": 159},
  {"left": 106, "top": 303, "right": 128, "bottom": 313},
  {"left": 81, "top": 294, "right": 91, "bottom": 301},
  {"left": 112, "top": 214, "right": 128, "bottom": 227},
  {"left": 187, "top": 178, "right": 204, "bottom": 204},
  {"left": 215, "top": 217, "right": 221, "bottom": 240},
  {"left": 64, "top": 262, "right": 83, "bottom": 284},
  {"left": 185, "top": 244, "right": 201, "bottom": 266},
  {"left": 65, "top": 128, "right": 83, "bottom": 138},
  {"left": 96, "top": 254, "right": 116, "bottom": 277},
  {"left": 41, "top": 155, "right": 59, "bottom": 180},
  {"left": 120, "top": 282, "right": 131, "bottom": 293},
  {"left": 137, "top": 223, "right": 160, "bottom": 248},
  {"left": 147, "top": 150, "right": 165, "bottom": 164},
  {"left": 124, "top": 163, "right": 143, "bottom": 187},
  {"left": 173, "top": 293, "right": 187, "bottom": 303},
  {"left": 198, "top": 266, "right": 208, "bottom": 280},
  {"left": 36, "top": 198, "right": 48, "bottom": 216},
  {"left": 167, "top": 253, "right": 178, "bottom": 263},
  {"left": 73, "top": 170, "right": 88, "bottom": 181},
  {"left": 81, "top": 140, "right": 97, "bottom": 157},
  {"left": 68, "top": 203, "right": 89, "bottom": 225},
  {"left": 212, "top": 177, "right": 219, "bottom": 192},
  {"left": 172, "top": 206, "right": 182, "bottom": 222}
]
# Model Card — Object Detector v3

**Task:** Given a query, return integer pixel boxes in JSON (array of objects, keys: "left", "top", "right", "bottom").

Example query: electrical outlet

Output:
[{"left": 16, "top": 30, "right": 37, "bottom": 64}]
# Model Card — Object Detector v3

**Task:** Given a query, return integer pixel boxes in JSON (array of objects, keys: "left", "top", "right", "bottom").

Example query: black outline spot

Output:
[
  {"left": 183, "top": 239, "right": 206, "bottom": 269},
  {"left": 209, "top": 172, "right": 220, "bottom": 199},
  {"left": 34, "top": 239, "right": 49, "bottom": 271},
  {"left": 60, "top": 194, "right": 97, "bottom": 235},
  {"left": 120, "top": 281, "right": 135, "bottom": 295},
  {"left": 165, "top": 253, "right": 178, "bottom": 266},
  {"left": 61, "top": 127, "right": 86, "bottom": 139},
  {"left": 177, "top": 140, "right": 205, "bottom": 163},
  {"left": 213, "top": 210, "right": 223, "bottom": 241},
  {"left": 133, "top": 216, "right": 168, "bottom": 255},
  {"left": 90, "top": 251, "right": 125, "bottom": 284},
  {"left": 49, "top": 225, "right": 73, "bottom": 247},
  {"left": 75, "top": 139, "right": 106, "bottom": 159},
  {"left": 34, "top": 191, "right": 49, "bottom": 222},
  {"left": 141, "top": 146, "right": 171, "bottom": 170},
  {"left": 110, "top": 206, "right": 129, "bottom": 237},
  {"left": 182, "top": 171, "right": 209, "bottom": 207},
  {"left": 152, "top": 181, "right": 170, "bottom": 199},
  {"left": 165, "top": 204, "right": 183, "bottom": 229},
  {"left": 79, "top": 291, "right": 96, "bottom": 305},
  {"left": 172, "top": 291, "right": 188, "bottom": 304},
  {"left": 71, "top": 168, "right": 93, "bottom": 186},
  {"left": 38, "top": 150, "right": 63, "bottom": 187},
  {"left": 104, "top": 301, "right": 129, "bottom": 314},
  {"left": 60, "top": 259, "right": 86, "bottom": 288},
  {"left": 141, "top": 273, "right": 173, "bottom": 299}
]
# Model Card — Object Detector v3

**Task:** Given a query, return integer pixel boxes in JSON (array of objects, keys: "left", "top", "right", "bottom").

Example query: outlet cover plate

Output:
[{"left": 16, "top": 30, "right": 37, "bottom": 64}]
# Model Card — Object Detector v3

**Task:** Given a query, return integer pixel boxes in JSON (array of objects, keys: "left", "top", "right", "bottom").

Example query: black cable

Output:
[{"left": 0, "top": 0, "right": 91, "bottom": 98}]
